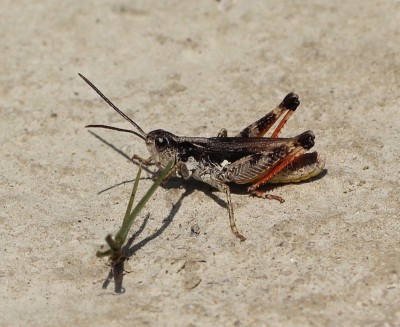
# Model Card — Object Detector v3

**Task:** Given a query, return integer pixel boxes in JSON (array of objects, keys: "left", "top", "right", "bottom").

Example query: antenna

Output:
[{"left": 79, "top": 73, "right": 147, "bottom": 139}]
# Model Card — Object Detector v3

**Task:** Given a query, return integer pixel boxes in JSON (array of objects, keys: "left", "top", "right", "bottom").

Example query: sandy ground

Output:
[{"left": 1, "top": 1, "right": 399, "bottom": 326}]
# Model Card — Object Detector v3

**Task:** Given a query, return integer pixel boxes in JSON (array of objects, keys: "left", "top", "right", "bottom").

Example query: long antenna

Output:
[
  {"left": 79, "top": 73, "right": 147, "bottom": 138},
  {"left": 85, "top": 124, "right": 146, "bottom": 140}
]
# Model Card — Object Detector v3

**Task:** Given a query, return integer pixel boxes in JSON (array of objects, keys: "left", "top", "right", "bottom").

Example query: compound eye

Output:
[{"left": 155, "top": 137, "right": 168, "bottom": 151}]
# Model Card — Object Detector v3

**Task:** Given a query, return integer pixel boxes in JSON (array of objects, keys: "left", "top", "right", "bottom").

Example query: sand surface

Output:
[{"left": 1, "top": 1, "right": 399, "bottom": 326}]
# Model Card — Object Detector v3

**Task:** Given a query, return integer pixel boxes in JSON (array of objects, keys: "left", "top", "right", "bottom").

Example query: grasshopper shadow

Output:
[
  {"left": 88, "top": 130, "right": 154, "bottom": 174},
  {"left": 88, "top": 130, "right": 159, "bottom": 194},
  {"left": 125, "top": 187, "right": 193, "bottom": 256}
]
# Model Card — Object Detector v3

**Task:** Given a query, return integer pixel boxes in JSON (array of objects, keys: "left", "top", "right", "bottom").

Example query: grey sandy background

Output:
[{"left": 1, "top": 1, "right": 399, "bottom": 326}]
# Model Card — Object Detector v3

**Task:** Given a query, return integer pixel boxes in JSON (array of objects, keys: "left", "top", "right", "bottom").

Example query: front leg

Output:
[
  {"left": 162, "top": 160, "right": 190, "bottom": 184},
  {"left": 131, "top": 154, "right": 154, "bottom": 166}
]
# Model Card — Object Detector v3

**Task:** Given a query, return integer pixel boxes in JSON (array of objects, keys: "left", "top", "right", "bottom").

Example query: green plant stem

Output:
[
  {"left": 122, "top": 165, "right": 142, "bottom": 226},
  {"left": 114, "top": 160, "right": 174, "bottom": 245}
]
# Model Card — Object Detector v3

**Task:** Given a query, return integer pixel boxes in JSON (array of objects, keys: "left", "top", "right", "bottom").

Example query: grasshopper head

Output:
[{"left": 146, "top": 129, "right": 178, "bottom": 167}]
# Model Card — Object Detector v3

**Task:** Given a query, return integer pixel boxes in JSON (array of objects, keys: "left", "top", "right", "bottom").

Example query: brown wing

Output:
[
  {"left": 216, "top": 131, "right": 315, "bottom": 185},
  {"left": 221, "top": 145, "right": 294, "bottom": 184}
]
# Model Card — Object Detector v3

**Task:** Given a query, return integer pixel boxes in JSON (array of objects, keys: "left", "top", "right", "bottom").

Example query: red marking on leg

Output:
[
  {"left": 249, "top": 148, "right": 305, "bottom": 191},
  {"left": 270, "top": 110, "right": 294, "bottom": 138}
]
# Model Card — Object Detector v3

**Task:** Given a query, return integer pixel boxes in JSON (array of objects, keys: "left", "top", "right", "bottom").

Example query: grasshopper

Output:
[{"left": 80, "top": 74, "right": 325, "bottom": 241}]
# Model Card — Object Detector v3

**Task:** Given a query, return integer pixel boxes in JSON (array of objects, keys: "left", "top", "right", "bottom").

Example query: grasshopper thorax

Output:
[{"left": 146, "top": 129, "right": 178, "bottom": 167}]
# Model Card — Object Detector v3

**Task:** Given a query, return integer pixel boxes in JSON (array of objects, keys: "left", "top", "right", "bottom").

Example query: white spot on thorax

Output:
[{"left": 220, "top": 160, "right": 230, "bottom": 168}]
